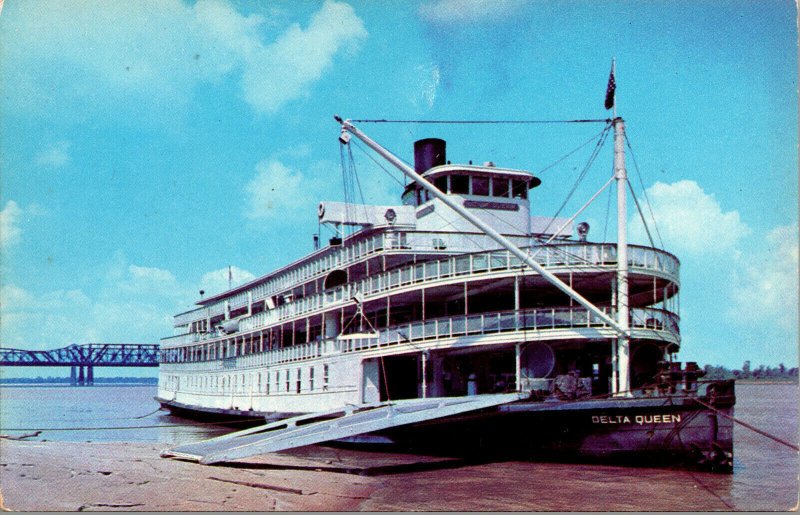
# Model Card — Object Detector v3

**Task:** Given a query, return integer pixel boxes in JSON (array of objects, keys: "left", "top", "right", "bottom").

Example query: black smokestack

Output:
[{"left": 414, "top": 138, "right": 446, "bottom": 174}]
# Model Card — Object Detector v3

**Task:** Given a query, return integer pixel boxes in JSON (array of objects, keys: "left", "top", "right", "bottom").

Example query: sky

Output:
[{"left": 0, "top": 0, "right": 797, "bottom": 378}]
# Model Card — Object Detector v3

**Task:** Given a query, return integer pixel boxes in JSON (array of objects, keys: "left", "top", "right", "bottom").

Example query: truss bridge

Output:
[{"left": 0, "top": 343, "right": 160, "bottom": 385}]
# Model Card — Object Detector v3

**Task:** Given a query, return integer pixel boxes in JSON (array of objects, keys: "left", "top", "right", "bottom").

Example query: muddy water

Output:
[
  {"left": 1, "top": 382, "right": 797, "bottom": 510},
  {"left": 358, "top": 383, "right": 798, "bottom": 511}
]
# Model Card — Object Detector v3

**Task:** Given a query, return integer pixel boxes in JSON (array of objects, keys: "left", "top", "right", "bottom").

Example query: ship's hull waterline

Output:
[{"left": 157, "top": 380, "right": 735, "bottom": 471}]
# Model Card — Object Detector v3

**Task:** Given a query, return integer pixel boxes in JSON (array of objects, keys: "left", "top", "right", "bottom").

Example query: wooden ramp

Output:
[{"left": 161, "top": 392, "right": 525, "bottom": 465}]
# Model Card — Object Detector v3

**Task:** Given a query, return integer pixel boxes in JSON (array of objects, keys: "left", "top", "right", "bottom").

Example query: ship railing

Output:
[
  {"left": 160, "top": 307, "right": 678, "bottom": 366},
  {"left": 174, "top": 244, "right": 679, "bottom": 336},
  {"left": 337, "top": 306, "right": 680, "bottom": 353},
  {"left": 235, "top": 244, "right": 678, "bottom": 331},
  {"left": 161, "top": 332, "right": 202, "bottom": 345},
  {"left": 173, "top": 230, "right": 678, "bottom": 327},
  {"left": 173, "top": 243, "right": 678, "bottom": 330}
]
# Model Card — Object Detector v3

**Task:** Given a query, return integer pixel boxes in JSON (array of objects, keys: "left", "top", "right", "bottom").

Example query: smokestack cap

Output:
[{"left": 414, "top": 138, "right": 446, "bottom": 174}]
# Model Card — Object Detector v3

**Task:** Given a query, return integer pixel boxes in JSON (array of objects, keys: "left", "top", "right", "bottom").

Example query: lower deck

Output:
[{"left": 160, "top": 380, "right": 736, "bottom": 472}]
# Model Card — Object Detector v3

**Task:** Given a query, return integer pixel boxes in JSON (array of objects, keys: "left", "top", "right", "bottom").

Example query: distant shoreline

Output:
[
  {"left": 734, "top": 379, "right": 799, "bottom": 385},
  {"left": 0, "top": 378, "right": 157, "bottom": 386},
  {"left": 0, "top": 382, "right": 157, "bottom": 388}
]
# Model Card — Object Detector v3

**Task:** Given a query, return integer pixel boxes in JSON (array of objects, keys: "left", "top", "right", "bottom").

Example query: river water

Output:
[{"left": 0, "top": 382, "right": 797, "bottom": 510}]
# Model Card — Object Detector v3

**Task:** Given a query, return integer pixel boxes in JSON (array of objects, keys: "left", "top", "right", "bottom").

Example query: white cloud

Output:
[
  {"left": 244, "top": 159, "right": 314, "bottom": 220},
  {"left": 729, "top": 224, "right": 799, "bottom": 329},
  {"left": 418, "top": 0, "right": 527, "bottom": 24},
  {"left": 0, "top": 284, "right": 93, "bottom": 348},
  {"left": 628, "top": 180, "right": 750, "bottom": 255},
  {"left": 35, "top": 140, "right": 71, "bottom": 168},
  {"left": 412, "top": 63, "right": 440, "bottom": 109},
  {"left": 199, "top": 266, "right": 256, "bottom": 297},
  {"left": 0, "top": 257, "right": 189, "bottom": 349},
  {"left": 240, "top": 1, "right": 367, "bottom": 113},
  {"left": 0, "top": 200, "right": 23, "bottom": 247},
  {"left": 2, "top": 0, "right": 367, "bottom": 118},
  {"left": 243, "top": 155, "right": 396, "bottom": 225},
  {"left": 0, "top": 247, "right": 263, "bottom": 351},
  {"left": 122, "top": 265, "right": 181, "bottom": 295}
]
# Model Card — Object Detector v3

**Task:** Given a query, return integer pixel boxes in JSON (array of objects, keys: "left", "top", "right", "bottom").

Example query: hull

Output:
[
  {"left": 383, "top": 392, "right": 734, "bottom": 471},
  {"left": 158, "top": 380, "right": 735, "bottom": 471}
]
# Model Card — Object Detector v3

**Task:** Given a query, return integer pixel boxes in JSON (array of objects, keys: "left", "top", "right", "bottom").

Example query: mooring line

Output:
[
  {"left": 690, "top": 396, "right": 799, "bottom": 451},
  {"left": 349, "top": 118, "right": 612, "bottom": 124}
]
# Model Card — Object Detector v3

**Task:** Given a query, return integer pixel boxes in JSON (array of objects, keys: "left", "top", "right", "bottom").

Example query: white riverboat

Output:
[{"left": 158, "top": 116, "right": 735, "bottom": 471}]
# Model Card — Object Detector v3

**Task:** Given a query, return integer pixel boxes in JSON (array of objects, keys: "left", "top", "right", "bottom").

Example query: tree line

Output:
[{"left": 702, "top": 361, "right": 798, "bottom": 382}]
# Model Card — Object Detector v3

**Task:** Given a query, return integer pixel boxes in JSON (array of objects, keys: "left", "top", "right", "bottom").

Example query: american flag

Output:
[{"left": 604, "top": 63, "right": 616, "bottom": 110}]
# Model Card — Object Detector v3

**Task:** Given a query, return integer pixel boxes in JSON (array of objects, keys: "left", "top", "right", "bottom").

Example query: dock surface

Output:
[{"left": 3, "top": 439, "right": 795, "bottom": 511}]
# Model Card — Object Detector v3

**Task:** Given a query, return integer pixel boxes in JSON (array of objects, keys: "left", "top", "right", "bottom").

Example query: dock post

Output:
[
  {"left": 87, "top": 366, "right": 94, "bottom": 386},
  {"left": 70, "top": 366, "right": 77, "bottom": 386},
  {"left": 78, "top": 366, "right": 85, "bottom": 386}
]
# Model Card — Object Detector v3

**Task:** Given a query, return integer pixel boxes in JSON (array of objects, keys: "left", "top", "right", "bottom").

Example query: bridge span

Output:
[{"left": 0, "top": 343, "right": 159, "bottom": 385}]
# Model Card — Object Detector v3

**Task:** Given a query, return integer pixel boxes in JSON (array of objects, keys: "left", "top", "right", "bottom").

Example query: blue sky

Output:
[{"left": 1, "top": 0, "right": 797, "bottom": 378}]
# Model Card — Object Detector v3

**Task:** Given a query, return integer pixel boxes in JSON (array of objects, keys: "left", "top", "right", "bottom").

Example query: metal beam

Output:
[
  {"left": 0, "top": 343, "right": 160, "bottom": 367},
  {"left": 336, "top": 117, "right": 627, "bottom": 336}
]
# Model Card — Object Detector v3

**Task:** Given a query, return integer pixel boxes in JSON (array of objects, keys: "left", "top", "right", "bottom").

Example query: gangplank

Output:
[{"left": 161, "top": 392, "right": 526, "bottom": 464}]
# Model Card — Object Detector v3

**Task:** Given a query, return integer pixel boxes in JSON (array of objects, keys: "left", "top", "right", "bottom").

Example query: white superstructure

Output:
[{"left": 157, "top": 128, "right": 682, "bottom": 421}]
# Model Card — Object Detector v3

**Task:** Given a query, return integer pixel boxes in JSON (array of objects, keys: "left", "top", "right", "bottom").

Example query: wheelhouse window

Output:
[
  {"left": 450, "top": 175, "right": 469, "bottom": 194},
  {"left": 492, "top": 178, "right": 510, "bottom": 198},
  {"left": 434, "top": 176, "right": 448, "bottom": 193},
  {"left": 511, "top": 179, "right": 528, "bottom": 199},
  {"left": 472, "top": 176, "right": 490, "bottom": 196}
]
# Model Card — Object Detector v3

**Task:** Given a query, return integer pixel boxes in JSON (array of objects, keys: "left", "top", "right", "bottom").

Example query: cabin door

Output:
[
  {"left": 361, "top": 358, "right": 381, "bottom": 404},
  {"left": 379, "top": 354, "right": 420, "bottom": 401}
]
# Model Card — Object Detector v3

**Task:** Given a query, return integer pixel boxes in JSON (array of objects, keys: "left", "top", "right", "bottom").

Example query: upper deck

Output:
[
  {"left": 167, "top": 136, "right": 678, "bottom": 344},
  {"left": 172, "top": 148, "right": 552, "bottom": 329}
]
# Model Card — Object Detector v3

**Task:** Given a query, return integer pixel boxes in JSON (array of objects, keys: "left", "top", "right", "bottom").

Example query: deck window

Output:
[
  {"left": 421, "top": 188, "right": 431, "bottom": 202},
  {"left": 492, "top": 178, "right": 510, "bottom": 197},
  {"left": 434, "top": 176, "right": 448, "bottom": 193},
  {"left": 511, "top": 179, "right": 528, "bottom": 199},
  {"left": 472, "top": 176, "right": 490, "bottom": 196},
  {"left": 450, "top": 175, "right": 469, "bottom": 194}
]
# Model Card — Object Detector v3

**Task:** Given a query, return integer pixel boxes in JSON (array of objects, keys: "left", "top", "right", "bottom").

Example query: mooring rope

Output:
[
  {"left": 2, "top": 387, "right": 796, "bottom": 453},
  {"left": 689, "top": 396, "right": 799, "bottom": 451}
]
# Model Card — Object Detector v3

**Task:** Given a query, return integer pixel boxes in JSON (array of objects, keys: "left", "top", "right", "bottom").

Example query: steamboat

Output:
[{"left": 158, "top": 113, "right": 735, "bottom": 471}]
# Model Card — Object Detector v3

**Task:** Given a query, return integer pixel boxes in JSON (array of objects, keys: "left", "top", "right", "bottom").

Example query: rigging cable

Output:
[
  {"left": 627, "top": 179, "right": 657, "bottom": 249},
  {"left": 539, "top": 124, "right": 612, "bottom": 236},
  {"left": 534, "top": 124, "right": 613, "bottom": 176},
  {"left": 349, "top": 138, "right": 408, "bottom": 188},
  {"left": 624, "top": 131, "right": 665, "bottom": 249},
  {"left": 350, "top": 118, "right": 612, "bottom": 125},
  {"left": 344, "top": 120, "right": 680, "bottom": 382}
]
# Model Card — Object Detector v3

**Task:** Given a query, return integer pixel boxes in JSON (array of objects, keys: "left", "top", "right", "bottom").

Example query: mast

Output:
[
  {"left": 613, "top": 117, "right": 630, "bottom": 396},
  {"left": 335, "top": 116, "right": 628, "bottom": 336}
]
